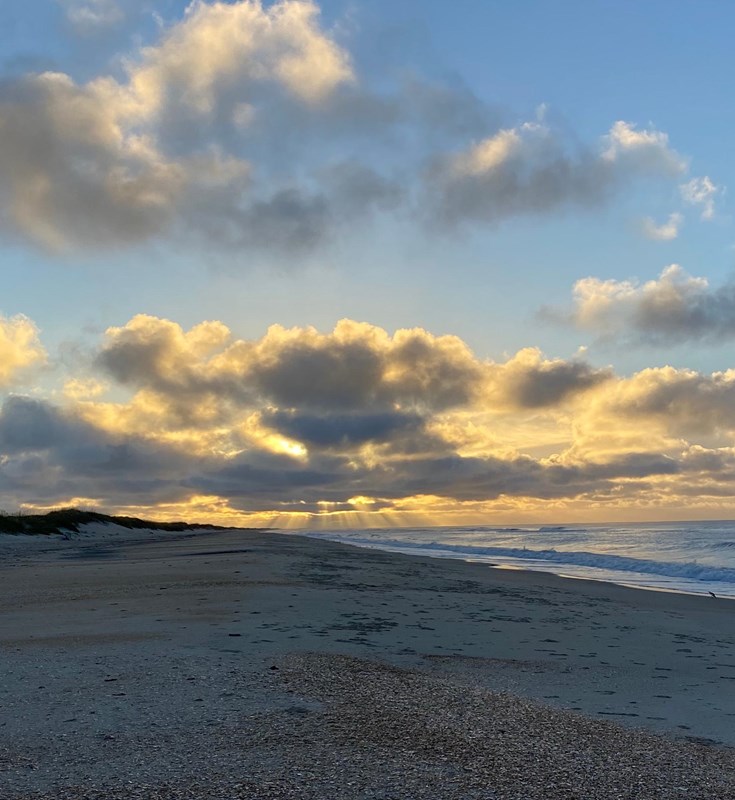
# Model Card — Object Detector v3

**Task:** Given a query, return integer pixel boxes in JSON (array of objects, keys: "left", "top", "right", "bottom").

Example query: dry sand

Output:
[{"left": 1, "top": 527, "right": 734, "bottom": 798}]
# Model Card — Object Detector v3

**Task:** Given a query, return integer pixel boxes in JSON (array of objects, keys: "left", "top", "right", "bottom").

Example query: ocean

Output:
[{"left": 284, "top": 520, "right": 735, "bottom": 598}]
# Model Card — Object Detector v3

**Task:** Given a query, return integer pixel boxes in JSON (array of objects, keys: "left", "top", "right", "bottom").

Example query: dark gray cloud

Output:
[
  {"left": 636, "top": 283, "right": 735, "bottom": 342},
  {"left": 0, "top": 396, "right": 201, "bottom": 506},
  {"left": 369, "top": 451, "right": 678, "bottom": 503},
  {"left": 0, "top": 396, "right": 82, "bottom": 452},
  {"left": 229, "top": 189, "right": 331, "bottom": 254},
  {"left": 247, "top": 330, "right": 479, "bottom": 411},
  {"left": 427, "top": 144, "right": 612, "bottom": 229},
  {"left": 181, "top": 447, "right": 681, "bottom": 512},
  {"left": 424, "top": 120, "right": 684, "bottom": 230},
  {"left": 0, "top": 387, "right": 725, "bottom": 518},
  {"left": 185, "top": 166, "right": 402, "bottom": 255},
  {"left": 252, "top": 340, "right": 383, "bottom": 411},
  {"left": 608, "top": 371, "right": 735, "bottom": 437},
  {"left": 320, "top": 161, "right": 402, "bottom": 218},
  {"left": 261, "top": 409, "right": 424, "bottom": 448},
  {"left": 504, "top": 360, "right": 612, "bottom": 408},
  {"left": 551, "top": 265, "right": 735, "bottom": 346}
]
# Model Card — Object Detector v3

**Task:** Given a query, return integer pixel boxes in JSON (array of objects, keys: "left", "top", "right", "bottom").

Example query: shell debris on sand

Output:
[{"left": 7, "top": 652, "right": 735, "bottom": 800}]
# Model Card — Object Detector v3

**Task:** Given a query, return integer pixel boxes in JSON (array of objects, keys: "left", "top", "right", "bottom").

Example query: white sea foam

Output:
[{"left": 288, "top": 521, "right": 735, "bottom": 597}]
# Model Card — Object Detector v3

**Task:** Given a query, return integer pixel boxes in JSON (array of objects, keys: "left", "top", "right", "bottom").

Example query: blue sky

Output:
[
  {"left": 2, "top": 1, "right": 733, "bottom": 371},
  {"left": 0, "top": 1, "right": 734, "bottom": 525}
]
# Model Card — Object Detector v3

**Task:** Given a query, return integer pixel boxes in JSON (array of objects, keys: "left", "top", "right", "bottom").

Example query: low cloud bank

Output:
[{"left": 1, "top": 314, "right": 735, "bottom": 522}]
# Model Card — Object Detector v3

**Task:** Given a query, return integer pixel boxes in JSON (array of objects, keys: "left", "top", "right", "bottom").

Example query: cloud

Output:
[
  {"left": 95, "top": 315, "right": 485, "bottom": 415},
  {"left": 426, "top": 120, "right": 685, "bottom": 228},
  {"left": 216, "top": 187, "right": 331, "bottom": 254},
  {"left": 0, "top": 1, "right": 707, "bottom": 255},
  {"left": 0, "top": 315, "right": 46, "bottom": 387},
  {"left": 640, "top": 212, "right": 682, "bottom": 241},
  {"left": 260, "top": 409, "right": 425, "bottom": 448},
  {"left": 186, "top": 165, "right": 401, "bottom": 254},
  {"left": 95, "top": 315, "right": 611, "bottom": 423},
  {"left": 557, "top": 264, "right": 735, "bottom": 344},
  {"left": 5, "top": 314, "right": 735, "bottom": 521},
  {"left": 186, "top": 448, "right": 680, "bottom": 510},
  {"left": 597, "top": 366, "right": 735, "bottom": 438},
  {"left": 0, "top": 71, "right": 252, "bottom": 251},
  {"left": 83, "top": 316, "right": 619, "bottom": 509},
  {"left": 87, "top": 316, "right": 645, "bottom": 496},
  {"left": 0, "top": 395, "right": 201, "bottom": 507},
  {"left": 134, "top": 0, "right": 352, "bottom": 114},
  {"left": 60, "top": 0, "right": 124, "bottom": 34},
  {"left": 485, "top": 347, "right": 612, "bottom": 409},
  {"left": 0, "top": 0, "right": 353, "bottom": 253},
  {"left": 601, "top": 121, "right": 686, "bottom": 175},
  {"left": 680, "top": 176, "right": 720, "bottom": 220},
  {"left": 0, "top": 395, "right": 96, "bottom": 453},
  {"left": 563, "top": 367, "right": 735, "bottom": 488},
  {"left": 318, "top": 161, "right": 402, "bottom": 219}
]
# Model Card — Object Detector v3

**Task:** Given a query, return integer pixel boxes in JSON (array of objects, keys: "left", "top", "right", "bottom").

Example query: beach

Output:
[{"left": 1, "top": 527, "right": 734, "bottom": 799}]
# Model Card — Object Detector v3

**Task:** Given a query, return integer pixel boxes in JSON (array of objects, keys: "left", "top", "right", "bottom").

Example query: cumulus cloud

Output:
[
  {"left": 606, "top": 367, "right": 735, "bottom": 436},
  {"left": 94, "top": 315, "right": 611, "bottom": 422},
  {"left": 130, "top": 0, "right": 352, "bottom": 114},
  {"left": 0, "top": 0, "right": 355, "bottom": 253},
  {"left": 640, "top": 212, "right": 682, "bottom": 241},
  {"left": 565, "top": 366, "right": 735, "bottom": 476},
  {"left": 680, "top": 176, "right": 720, "bottom": 220},
  {"left": 0, "top": 70, "right": 251, "bottom": 251},
  {"left": 0, "top": 315, "right": 46, "bottom": 387},
  {"left": 484, "top": 347, "right": 612, "bottom": 409},
  {"left": 3, "top": 314, "right": 735, "bottom": 521},
  {"left": 426, "top": 120, "right": 685, "bottom": 228},
  {"left": 557, "top": 264, "right": 735, "bottom": 344},
  {"left": 0, "top": 0, "right": 708, "bottom": 254},
  {"left": 94, "top": 315, "right": 484, "bottom": 415},
  {"left": 77, "top": 315, "right": 620, "bottom": 510},
  {"left": 600, "top": 121, "right": 686, "bottom": 175}
]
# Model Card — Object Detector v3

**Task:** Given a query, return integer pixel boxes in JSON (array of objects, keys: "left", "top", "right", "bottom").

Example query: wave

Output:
[
  {"left": 537, "top": 526, "right": 573, "bottom": 532},
  {"left": 316, "top": 535, "right": 735, "bottom": 584}
]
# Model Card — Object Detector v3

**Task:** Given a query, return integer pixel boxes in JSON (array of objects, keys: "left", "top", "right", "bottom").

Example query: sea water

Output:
[{"left": 286, "top": 521, "right": 735, "bottom": 598}]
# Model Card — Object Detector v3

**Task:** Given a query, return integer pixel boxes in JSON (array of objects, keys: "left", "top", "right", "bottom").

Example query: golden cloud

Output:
[
  {"left": 0, "top": 0, "right": 350, "bottom": 252},
  {"left": 1, "top": 314, "right": 735, "bottom": 524},
  {"left": 0, "top": 315, "right": 46, "bottom": 387}
]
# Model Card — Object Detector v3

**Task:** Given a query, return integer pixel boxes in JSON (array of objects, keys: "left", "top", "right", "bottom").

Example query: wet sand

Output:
[{"left": 1, "top": 527, "right": 734, "bottom": 798}]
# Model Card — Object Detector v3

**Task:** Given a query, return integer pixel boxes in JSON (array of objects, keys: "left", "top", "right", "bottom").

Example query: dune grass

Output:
[{"left": 0, "top": 508, "right": 237, "bottom": 537}]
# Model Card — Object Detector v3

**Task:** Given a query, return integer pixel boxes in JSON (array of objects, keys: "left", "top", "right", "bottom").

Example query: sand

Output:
[{"left": 1, "top": 527, "right": 734, "bottom": 798}]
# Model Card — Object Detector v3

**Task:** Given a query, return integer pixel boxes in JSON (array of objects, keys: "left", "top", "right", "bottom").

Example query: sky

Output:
[{"left": 1, "top": 0, "right": 735, "bottom": 527}]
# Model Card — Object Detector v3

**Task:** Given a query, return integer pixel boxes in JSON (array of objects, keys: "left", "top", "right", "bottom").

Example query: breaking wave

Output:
[{"left": 306, "top": 534, "right": 735, "bottom": 585}]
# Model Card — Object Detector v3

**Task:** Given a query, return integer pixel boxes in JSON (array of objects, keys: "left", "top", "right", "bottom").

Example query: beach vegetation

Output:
[{"left": 0, "top": 508, "right": 233, "bottom": 537}]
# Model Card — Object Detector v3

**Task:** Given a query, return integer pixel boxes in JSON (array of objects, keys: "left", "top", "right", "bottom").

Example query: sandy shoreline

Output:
[{"left": 1, "top": 527, "right": 734, "bottom": 798}]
